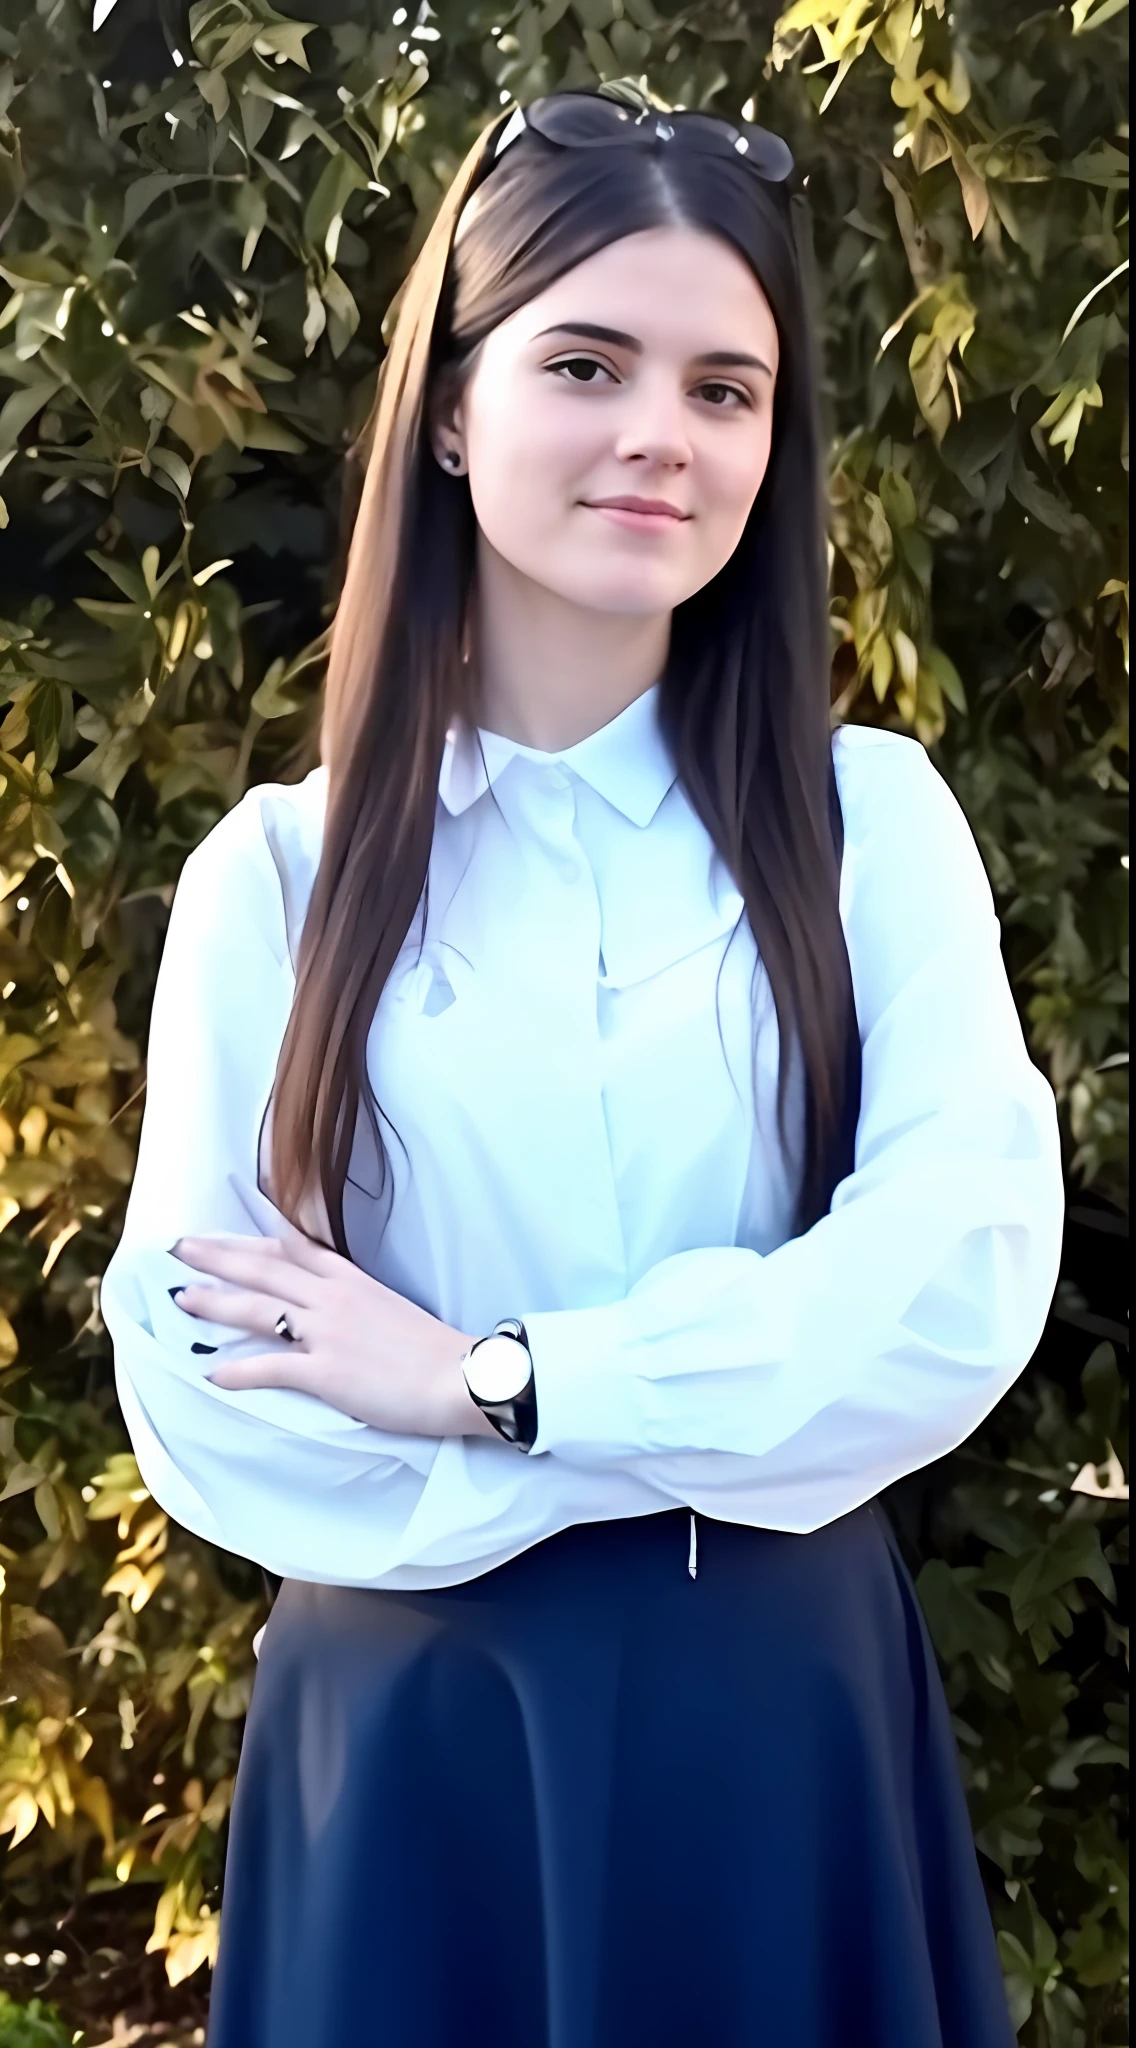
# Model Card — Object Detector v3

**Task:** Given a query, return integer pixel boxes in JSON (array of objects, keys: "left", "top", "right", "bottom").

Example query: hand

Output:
[{"left": 168, "top": 1224, "right": 500, "bottom": 1440}]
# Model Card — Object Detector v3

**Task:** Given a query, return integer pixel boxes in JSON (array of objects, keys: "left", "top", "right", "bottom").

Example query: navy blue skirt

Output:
[{"left": 206, "top": 1502, "right": 1015, "bottom": 2048}]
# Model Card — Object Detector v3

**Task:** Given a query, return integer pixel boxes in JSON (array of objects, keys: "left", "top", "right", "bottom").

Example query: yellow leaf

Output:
[
  {"left": 102, "top": 1561, "right": 145, "bottom": 1600},
  {"left": 775, "top": 0, "right": 842, "bottom": 31},
  {"left": 131, "top": 1561, "right": 165, "bottom": 1612},
  {"left": 1071, "top": 0, "right": 1129, "bottom": 31},
  {"left": 72, "top": 1769, "right": 115, "bottom": 1851},
  {"left": 870, "top": 634, "right": 895, "bottom": 701},
  {"left": 147, "top": 1880, "right": 180, "bottom": 1953},
  {"left": 166, "top": 604, "right": 192, "bottom": 664},
  {"left": 819, "top": 50, "right": 859, "bottom": 112},
  {"left": 1070, "top": 1439, "right": 1128, "bottom": 1499},
  {"left": 114, "top": 1509, "right": 168, "bottom": 1564},
  {"left": 892, "top": 629, "right": 920, "bottom": 691},
  {"left": 878, "top": 287, "right": 938, "bottom": 359},
  {"left": 947, "top": 141, "right": 990, "bottom": 238},
  {"left": 42, "top": 1216, "right": 80, "bottom": 1276},
  {"left": 0, "top": 1788, "right": 41, "bottom": 1848},
  {"left": 873, "top": 0, "right": 917, "bottom": 67},
  {"left": 166, "top": 1919, "right": 220, "bottom": 1985},
  {"left": 1060, "top": 257, "right": 1129, "bottom": 344},
  {"left": 931, "top": 49, "right": 971, "bottom": 114},
  {"left": 1039, "top": 381, "right": 1103, "bottom": 461},
  {"left": 33, "top": 1480, "right": 62, "bottom": 1541}
]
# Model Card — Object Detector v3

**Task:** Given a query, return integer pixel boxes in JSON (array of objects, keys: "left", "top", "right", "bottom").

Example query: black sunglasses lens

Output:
[
  {"left": 678, "top": 113, "right": 795, "bottom": 182},
  {"left": 526, "top": 95, "right": 638, "bottom": 146},
  {"left": 521, "top": 95, "right": 794, "bottom": 182},
  {"left": 738, "top": 129, "right": 795, "bottom": 182}
]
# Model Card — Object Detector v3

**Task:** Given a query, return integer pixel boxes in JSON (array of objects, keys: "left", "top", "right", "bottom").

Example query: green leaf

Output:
[
  {"left": 122, "top": 172, "right": 206, "bottom": 236},
  {"left": 916, "top": 1559, "right": 1011, "bottom": 1666},
  {"left": 1063, "top": 140, "right": 1131, "bottom": 185},
  {"left": 1080, "top": 1342, "right": 1122, "bottom": 1443},
  {"left": 321, "top": 267, "right": 360, "bottom": 354},
  {"left": 64, "top": 726, "right": 142, "bottom": 799},
  {"left": 0, "top": 377, "right": 63, "bottom": 455},
  {"left": 254, "top": 18, "right": 316, "bottom": 70},
  {"left": 1010, "top": 1522, "right": 1118, "bottom": 1641},
  {"left": 923, "top": 643, "right": 967, "bottom": 713},
  {"left": 582, "top": 27, "right": 617, "bottom": 74},
  {"left": 250, "top": 656, "right": 304, "bottom": 719},
  {"left": 0, "top": 1457, "right": 44, "bottom": 1501},
  {"left": 1007, "top": 451, "right": 1078, "bottom": 536},
  {"left": 908, "top": 334, "right": 952, "bottom": 442},
  {"left": 302, "top": 149, "right": 369, "bottom": 259},
  {"left": 150, "top": 447, "right": 193, "bottom": 500},
  {"left": 0, "top": 252, "right": 72, "bottom": 288},
  {"left": 879, "top": 466, "right": 917, "bottom": 528},
  {"left": 240, "top": 414, "right": 308, "bottom": 452}
]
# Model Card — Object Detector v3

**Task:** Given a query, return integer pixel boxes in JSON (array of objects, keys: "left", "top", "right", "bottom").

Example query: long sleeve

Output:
[
  {"left": 99, "top": 793, "right": 542, "bottom": 1590},
  {"left": 522, "top": 729, "right": 1065, "bottom": 1523},
  {"left": 103, "top": 786, "right": 701, "bottom": 1591}
]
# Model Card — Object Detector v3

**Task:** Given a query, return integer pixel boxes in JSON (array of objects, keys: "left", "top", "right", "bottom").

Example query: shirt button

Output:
[{"left": 548, "top": 767, "right": 569, "bottom": 792}]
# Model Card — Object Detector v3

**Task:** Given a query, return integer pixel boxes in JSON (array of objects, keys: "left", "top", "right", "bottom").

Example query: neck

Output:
[{"left": 470, "top": 536, "right": 670, "bottom": 751}]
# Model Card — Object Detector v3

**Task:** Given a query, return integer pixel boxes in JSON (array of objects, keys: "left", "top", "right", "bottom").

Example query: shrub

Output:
[{"left": 0, "top": 2, "right": 1127, "bottom": 2042}]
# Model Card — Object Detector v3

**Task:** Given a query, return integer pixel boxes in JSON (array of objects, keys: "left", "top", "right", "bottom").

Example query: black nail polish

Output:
[
  {"left": 168, "top": 1285, "right": 185, "bottom": 1301},
  {"left": 191, "top": 1342, "right": 218, "bottom": 1355}
]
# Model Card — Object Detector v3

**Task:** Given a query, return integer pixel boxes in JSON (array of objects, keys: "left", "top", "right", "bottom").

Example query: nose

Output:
[{"left": 612, "top": 370, "right": 693, "bottom": 470}]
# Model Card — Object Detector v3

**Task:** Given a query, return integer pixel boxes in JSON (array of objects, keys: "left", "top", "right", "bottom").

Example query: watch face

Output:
[{"left": 465, "top": 1333, "right": 532, "bottom": 1403}]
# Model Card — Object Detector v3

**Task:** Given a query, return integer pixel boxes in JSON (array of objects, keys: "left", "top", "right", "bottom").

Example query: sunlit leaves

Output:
[{"left": 0, "top": 0, "right": 1127, "bottom": 2029}]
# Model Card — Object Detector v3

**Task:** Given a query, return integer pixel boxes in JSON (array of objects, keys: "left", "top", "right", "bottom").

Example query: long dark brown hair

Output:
[{"left": 269, "top": 90, "right": 862, "bottom": 1255}]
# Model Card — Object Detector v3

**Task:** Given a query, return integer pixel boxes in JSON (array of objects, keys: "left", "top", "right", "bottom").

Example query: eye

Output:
[
  {"left": 547, "top": 354, "right": 618, "bottom": 386},
  {"left": 695, "top": 380, "right": 753, "bottom": 410}
]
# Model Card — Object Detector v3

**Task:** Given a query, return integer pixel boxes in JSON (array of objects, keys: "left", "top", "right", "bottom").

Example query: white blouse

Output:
[{"left": 99, "top": 683, "right": 1064, "bottom": 1590}]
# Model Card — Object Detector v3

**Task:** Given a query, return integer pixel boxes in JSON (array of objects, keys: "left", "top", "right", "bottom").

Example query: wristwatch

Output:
[{"left": 460, "top": 1317, "right": 538, "bottom": 1452}]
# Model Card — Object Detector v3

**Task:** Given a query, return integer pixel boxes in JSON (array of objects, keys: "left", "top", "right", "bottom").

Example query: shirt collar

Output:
[{"left": 438, "top": 681, "right": 678, "bottom": 828}]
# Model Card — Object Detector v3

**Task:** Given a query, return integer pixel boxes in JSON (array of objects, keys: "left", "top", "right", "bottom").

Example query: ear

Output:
[{"left": 427, "top": 366, "right": 468, "bottom": 476}]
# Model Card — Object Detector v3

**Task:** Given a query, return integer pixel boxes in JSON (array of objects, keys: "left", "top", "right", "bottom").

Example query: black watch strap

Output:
[{"left": 476, "top": 1373, "right": 538, "bottom": 1452}]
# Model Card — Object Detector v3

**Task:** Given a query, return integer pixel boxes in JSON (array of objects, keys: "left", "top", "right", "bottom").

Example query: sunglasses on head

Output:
[{"left": 490, "top": 91, "right": 795, "bottom": 187}]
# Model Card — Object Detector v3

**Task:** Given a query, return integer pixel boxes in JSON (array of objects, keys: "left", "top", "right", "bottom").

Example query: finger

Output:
[
  {"left": 205, "top": 1353, "right": 319, "bottom": 1394},
  {"left": 172, "top": 1240, "right": 323, "bottom": 1308},
  {"left": 174, "top": 1225, "right": 349, "bottom": 1285},
  {"left": 272, "top": 1219, "right": 346, "bottom": 1279},
  {"left": 173, "top": 1284, "right": 307, "bottom": 1341}
]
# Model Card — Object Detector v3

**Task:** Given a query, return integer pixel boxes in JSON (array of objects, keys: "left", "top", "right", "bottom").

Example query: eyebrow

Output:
[{"left": 533, "top": 321, "right": 774, "bottom": 378}]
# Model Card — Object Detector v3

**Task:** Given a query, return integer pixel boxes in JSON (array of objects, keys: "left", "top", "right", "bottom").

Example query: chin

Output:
[{"left": 553, "top": 569, "right": 688, "bottom": 617}]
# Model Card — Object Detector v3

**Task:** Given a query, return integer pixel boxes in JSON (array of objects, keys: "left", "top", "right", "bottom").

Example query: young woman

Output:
[{"left": 101, "top": 85, "right": 1064, "bottom": 2048}]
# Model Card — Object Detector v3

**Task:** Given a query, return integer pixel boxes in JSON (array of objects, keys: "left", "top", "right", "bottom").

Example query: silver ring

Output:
[{"left": 274, "top": 1311, "right": 300, "bottom": 1343}]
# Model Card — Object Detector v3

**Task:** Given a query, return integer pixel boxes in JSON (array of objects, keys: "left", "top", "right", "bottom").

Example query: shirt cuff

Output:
[{"left": 524, "top": 1300, "right": 644, "bottom": 1460}]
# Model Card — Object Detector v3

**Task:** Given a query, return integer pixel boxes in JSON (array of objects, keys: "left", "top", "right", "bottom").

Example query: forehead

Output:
[{"left": 498, "top": 225, "right": 779, "bottom": 365}]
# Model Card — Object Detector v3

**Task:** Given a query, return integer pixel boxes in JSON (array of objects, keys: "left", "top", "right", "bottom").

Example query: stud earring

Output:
[{"left": 443, "top": 448, "right": 463, "bottom": 473}]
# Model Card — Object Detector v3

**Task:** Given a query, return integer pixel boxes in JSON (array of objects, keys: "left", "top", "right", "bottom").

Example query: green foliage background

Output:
[{"left": 0, "top": 0, "right": 1129, "bottom": 2041}]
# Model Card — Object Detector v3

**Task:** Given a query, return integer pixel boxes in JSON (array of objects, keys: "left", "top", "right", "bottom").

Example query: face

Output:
[{"left": 437, "top": 225, "right": 780, "bottom": 618}]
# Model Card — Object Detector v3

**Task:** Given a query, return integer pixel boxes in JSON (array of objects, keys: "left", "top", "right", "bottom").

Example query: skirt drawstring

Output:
[{"left": 688, "top": 1510, "right": 698, "bottom": 1580}]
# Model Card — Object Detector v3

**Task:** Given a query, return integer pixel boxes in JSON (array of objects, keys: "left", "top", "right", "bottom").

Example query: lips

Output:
[
  {"left": 585, "top": 495, "right": 689, "bottom": 519},
  {"left": 583, "top": 496, "right": 691, "bottom": 532}
]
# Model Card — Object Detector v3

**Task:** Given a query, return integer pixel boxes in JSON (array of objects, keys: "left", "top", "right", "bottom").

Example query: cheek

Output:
[
  {"left": 703, "top": 414, "right": 774, "bottom": 531},
  {"left": 463, "top": 372, "right": 589, "bottom": 536}
]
